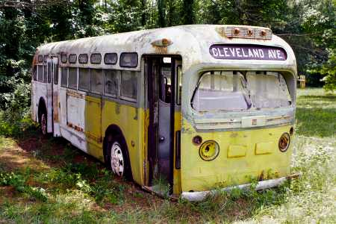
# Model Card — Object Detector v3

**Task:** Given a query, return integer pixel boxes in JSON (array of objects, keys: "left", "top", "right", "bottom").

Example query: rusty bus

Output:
[{"left": 31, "top": 25, "right": 298, "bottom": 201}]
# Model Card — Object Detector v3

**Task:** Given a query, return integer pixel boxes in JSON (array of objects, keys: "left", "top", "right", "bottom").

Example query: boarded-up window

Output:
[
  {"left": 91, "top": 69, "right": 103, "bottom": 94},
  {"left": 121, "top": 71, "right": 137, "bottom": 101},
  {"left": 38, "top": 65, "right": 43, "bottom": 82},
  {"left": 105, "top": 70, "right": 120, "bottom": 97},
  {"left": 68, "top": 68, "right": 77, "bottom": 89},
  {"left": 79, "top": 68, "right": 90, "bottom": 91},
  {"left": 61, "top": 68, "right": 68, "bottom": 87}
]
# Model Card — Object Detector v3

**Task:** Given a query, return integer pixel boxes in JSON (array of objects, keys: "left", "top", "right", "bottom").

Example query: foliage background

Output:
[{"left": 0, "top": 0, "right": 336, "bottom": 116}]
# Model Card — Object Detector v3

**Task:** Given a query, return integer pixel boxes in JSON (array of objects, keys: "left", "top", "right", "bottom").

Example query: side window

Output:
[
  {"left": 105, "top": 70, "right": 120, "bottom": 97},
  {"left": 33, "top": 66, "right": 37, "bottom": 81},
  {"left": 79, "top": 68, "right": 90, "bottom": 91},
  {"left": 43, "top": 64, "right": 47, "bottom": 83},
  {"left": 48, "top": 62, "right": 52, "bottom": 83},
  {"left": 121, "top": 70, "right": 137, "bottom": 101},
  {"left": 38, "top": 65, "right": 43, "bottom": 82},
  {"left": 54, "top": 65, "right": 59, "bottom": 85},
  {"left": 61, "top": 68, "right": 68, "bottom": 87},
  {"left": 91, "top": 69, "right": 104, "bottom": 94},
  {"left": 68, "top": 68, "right": 78, "bottom": 89}
]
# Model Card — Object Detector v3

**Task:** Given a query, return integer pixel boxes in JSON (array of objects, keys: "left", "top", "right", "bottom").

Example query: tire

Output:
[
  {"left": 39, "top": 111, "right": 47, "bottom": 135},
  {"left": 106, "top": 134, "right": 132, "bottom": 180}
]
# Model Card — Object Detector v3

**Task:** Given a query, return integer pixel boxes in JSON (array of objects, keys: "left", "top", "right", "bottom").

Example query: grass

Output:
[{"left": 0, "top": 88, "right": 336, "bottom": 223}]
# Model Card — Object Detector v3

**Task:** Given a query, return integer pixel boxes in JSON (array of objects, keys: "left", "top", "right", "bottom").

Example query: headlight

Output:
[
  {"left": 199, "top": 140, "right": 220, "bottom": 161},
  {"left": 279, "top": 133, "right": 290, "bottom": 152}
]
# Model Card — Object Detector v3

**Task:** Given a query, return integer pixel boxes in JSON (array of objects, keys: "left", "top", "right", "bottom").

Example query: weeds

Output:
[{"left": 0, "top": 88, "right": 335, "bottom": 223}]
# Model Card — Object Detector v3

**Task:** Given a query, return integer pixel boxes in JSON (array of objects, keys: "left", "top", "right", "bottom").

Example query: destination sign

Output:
[{"left": 209, "top": 44, "right": 287, "bottom": 61}]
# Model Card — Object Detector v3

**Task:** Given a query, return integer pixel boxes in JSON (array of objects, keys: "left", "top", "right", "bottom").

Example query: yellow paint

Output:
[
  {"left": 173, "top": 111, "right": 182, "bottom": 195},
  {"left": 84, "top": 95, "right": 292, "bottom": 195},
  {"left": 227, "top": 145, "right": 247, "bottom": 158},
  {"left": 101, "top": 99, "right": 145, "bottom": 186},
  {"left": 181, "top": 118, "right": 294, "bottom": 192},
  {"left": 255, "top": 142, "right": 273, "bottom": 155}
]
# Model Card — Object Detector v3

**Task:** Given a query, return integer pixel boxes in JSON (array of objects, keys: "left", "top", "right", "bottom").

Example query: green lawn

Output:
[{"left": 0, "top": 88, "right": 336, "bottom": 223}]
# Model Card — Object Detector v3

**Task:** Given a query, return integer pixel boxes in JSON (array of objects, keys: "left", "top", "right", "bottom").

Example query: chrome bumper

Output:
[{"left": 181, "top": 174, "right": 301, "bottom": 202}]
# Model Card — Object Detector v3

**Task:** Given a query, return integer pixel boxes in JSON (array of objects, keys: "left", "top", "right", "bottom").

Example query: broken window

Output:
[
  {"left": 192, "top": 71, "right": 250, "bottom": 112},
  {"left": 246, "top": 72, "right": 291, "bottom": 109}
]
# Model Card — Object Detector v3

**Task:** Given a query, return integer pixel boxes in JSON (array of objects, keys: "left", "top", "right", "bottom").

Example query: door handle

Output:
[{"left": 159, "top": 136, "right": 165, "bottom": 142}]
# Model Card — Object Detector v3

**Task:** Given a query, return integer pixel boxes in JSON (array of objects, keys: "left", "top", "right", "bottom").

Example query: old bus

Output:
[{"left": 31, "top": 25, "right": 298, "bottom": 201}]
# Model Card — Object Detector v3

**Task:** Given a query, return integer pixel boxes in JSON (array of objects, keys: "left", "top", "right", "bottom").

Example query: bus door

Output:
[
  {"left": 46, "top": 58, "right": 54, "bottom": 133},
  {"left": 146, "top": 56, "right": 182, "bottom": 193},
  {"left": 51, "top": 57, "right": 60, "bottom": 136}
]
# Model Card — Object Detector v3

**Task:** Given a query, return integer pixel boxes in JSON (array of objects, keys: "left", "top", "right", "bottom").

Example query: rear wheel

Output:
[{"left": 106, "top": 135, "right": 132, "bottom": 180}]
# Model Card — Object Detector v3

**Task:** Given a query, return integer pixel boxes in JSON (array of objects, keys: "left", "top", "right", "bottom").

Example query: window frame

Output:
[
  {"left": 61, "top": 53, "right": 67, "bottom": 63},
  {"left": 90, "top": 68, "right": 104, "bottom": 94},
  {"left": 104, "top": 53, "right": 118, "bottom": 65},
  {"left": 78, "top": 68, "right": 91, "bottom": 92},
  {"left": 120, "top": 70, "right": 138, "bottom": 102},
  {"left": 69, "top": 54, "right": 77, "bottom": 64},
  {"left": 67, "top": 67, "right": 78, "bottom": 90},
  {"left": 90, "top": 53, "right": 102, "bottom": 64},
  {"left": 61, "top": 67, "right": 68, "bottom": 88},
  {"left": 104, "top": 70, "right": 121, "bottom": 98},
  {"left": 79, "top": 54, "right": 88, "bottom": 64},
  {"left": 120, "top": 52, "right": 138, "bottom": 68}
]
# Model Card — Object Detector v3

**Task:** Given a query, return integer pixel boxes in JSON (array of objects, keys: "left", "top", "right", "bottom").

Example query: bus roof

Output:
[{"left": 35, "top": 24, "right": 297, "bottom": 73}]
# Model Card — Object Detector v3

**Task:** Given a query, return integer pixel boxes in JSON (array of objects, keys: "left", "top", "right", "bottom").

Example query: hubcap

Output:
[
  {"left": 110, "top": 142, "right": 124, "bottom": 177},
  {"left": 41, "top": 113, "right": 47, "bottom": 135}
]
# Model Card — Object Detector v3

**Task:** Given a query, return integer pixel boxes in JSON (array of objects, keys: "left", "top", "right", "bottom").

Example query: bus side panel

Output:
[
  {"left": 173, "top": 111, "right": 182, "bottom": 195},
  {"left": 84, "top": 95, "right": 103, "bottom": 161},
  {"left": 101, "top": 99, "right": 145, "bottom": 186},
  {"left": 180, "top": 118, "right": 293, "bottom": 192}
]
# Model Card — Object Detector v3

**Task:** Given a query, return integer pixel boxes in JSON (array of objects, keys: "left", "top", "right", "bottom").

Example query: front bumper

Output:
[{"left": 181, "top": 173, "right": 301, "bottom": 202}]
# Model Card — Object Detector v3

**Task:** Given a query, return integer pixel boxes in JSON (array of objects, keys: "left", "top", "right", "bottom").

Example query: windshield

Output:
[{"left": 191, "top": 71, "right": 292, "bottom": 112}]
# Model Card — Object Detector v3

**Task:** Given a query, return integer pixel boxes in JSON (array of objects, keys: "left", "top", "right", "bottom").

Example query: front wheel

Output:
[{"left": 106, "top": 135, "right": 132, "bottom": 180}]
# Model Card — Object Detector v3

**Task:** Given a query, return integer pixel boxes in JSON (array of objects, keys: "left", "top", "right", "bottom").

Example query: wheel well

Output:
[
  {"left": 103, "top": 125, "right": 131, "bottom": 175},
  {"left": 38, "top": 97, "right": 47, "bottom": 122}
]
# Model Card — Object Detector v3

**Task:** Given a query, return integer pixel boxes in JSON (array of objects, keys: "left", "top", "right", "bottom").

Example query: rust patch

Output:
[
  {"left": 67, "top": 90, "right": 85, "bottom": 99},
  {"left": 53, "top": 91, "right": 59, "bottom": 122},
  {"left": 152, "top": 46, "right": 168, "bottom": 54},
  {"left": 67, "top": 122, "right": 84, "bottom": 133},
  {"left": 216, "top": 27, "right": 228, "bottom": 39},
  {"left": 85, "top": 131, "right": 102, "bottom": 143}
]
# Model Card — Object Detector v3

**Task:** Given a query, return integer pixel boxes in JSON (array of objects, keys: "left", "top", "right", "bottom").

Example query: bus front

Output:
[{"left": 180, "top": 26, "right": 298, "bottom": 201}]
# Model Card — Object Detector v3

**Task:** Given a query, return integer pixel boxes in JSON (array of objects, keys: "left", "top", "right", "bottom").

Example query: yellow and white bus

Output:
[{"left": 31, "top": 25, "right": 297, "bottom": 201}]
